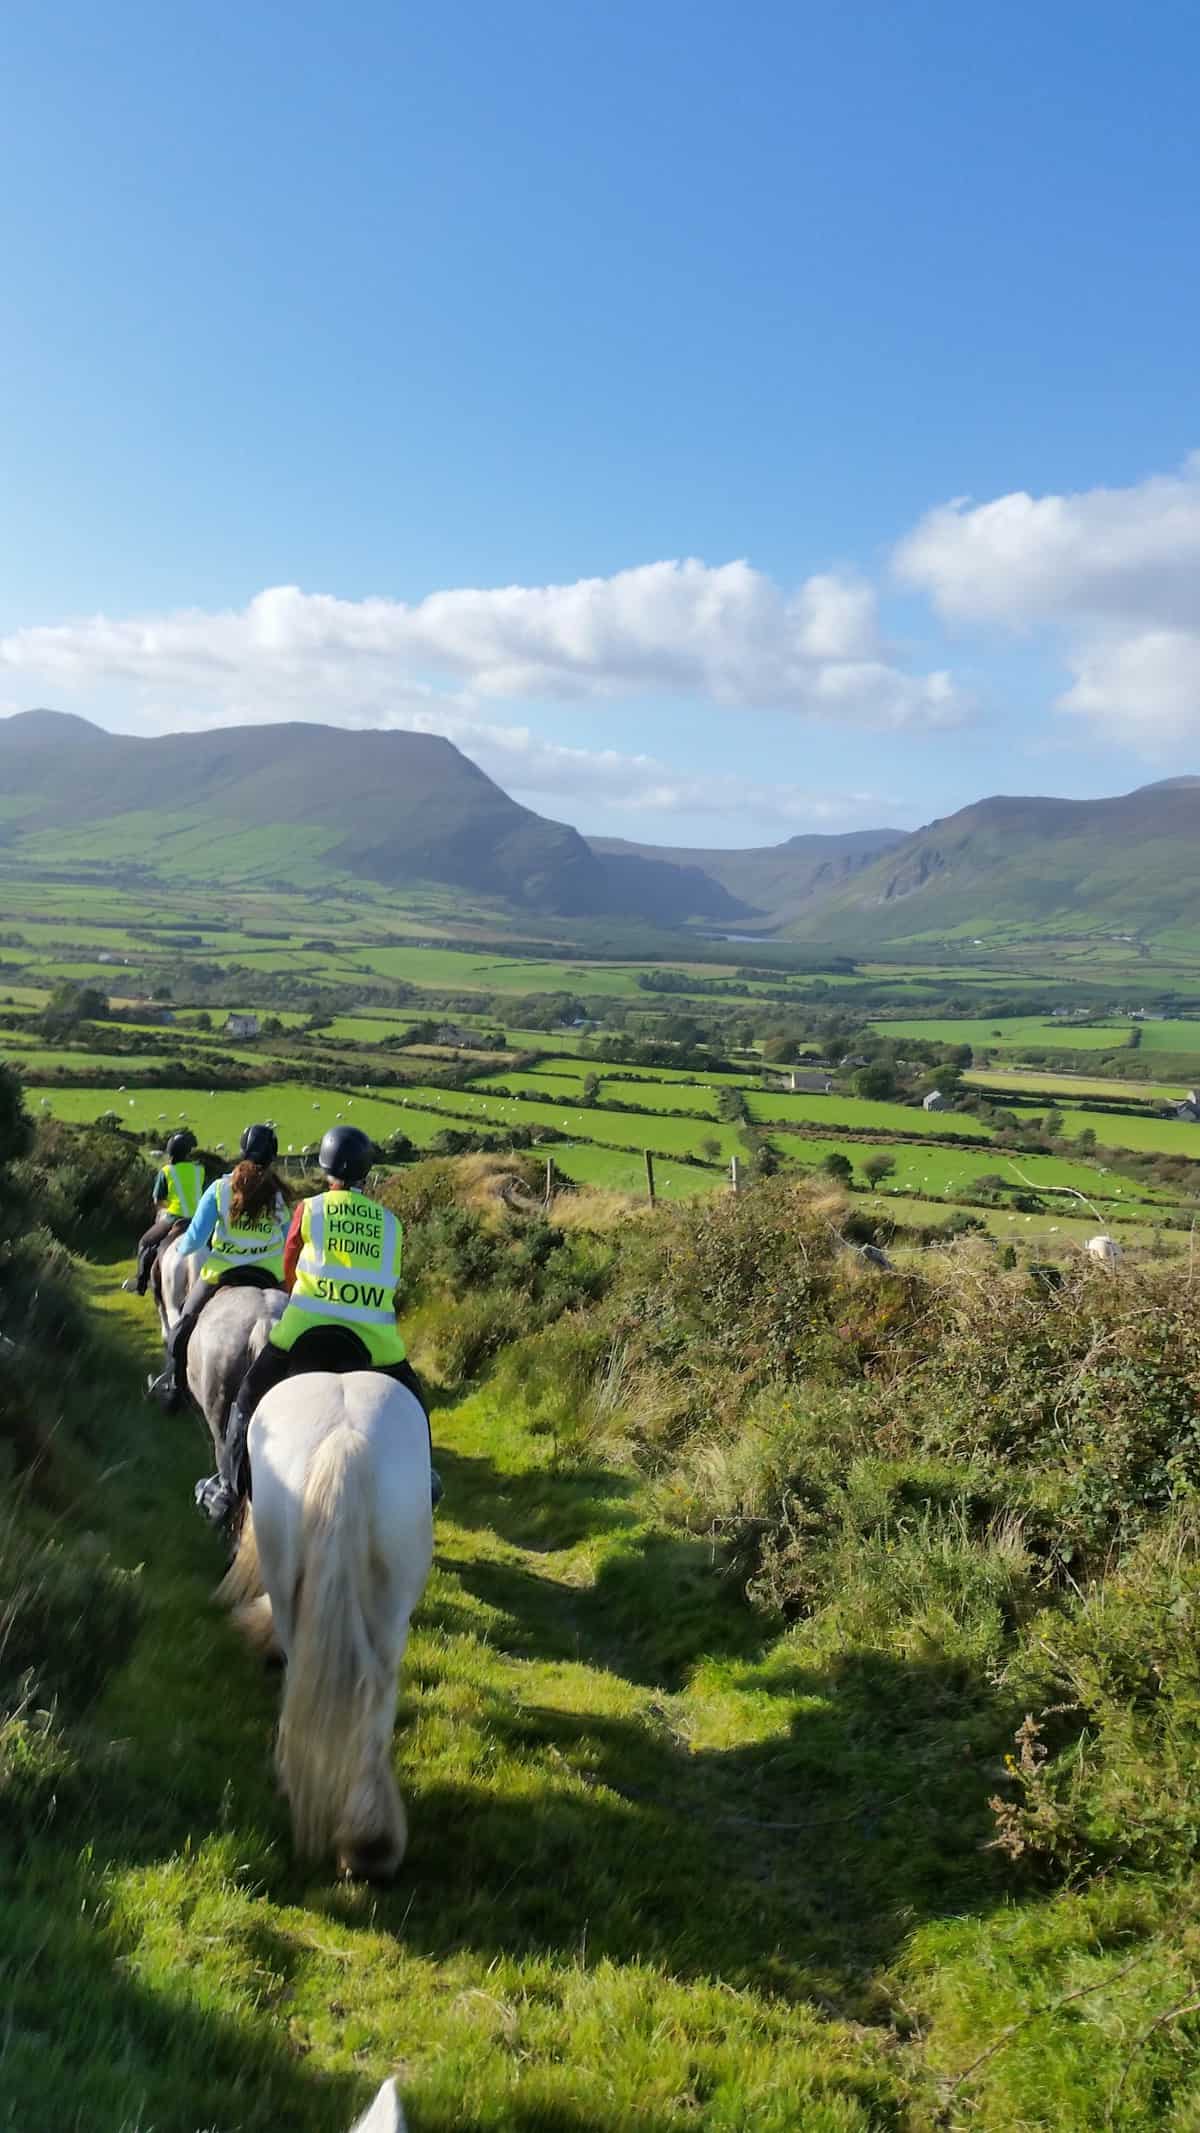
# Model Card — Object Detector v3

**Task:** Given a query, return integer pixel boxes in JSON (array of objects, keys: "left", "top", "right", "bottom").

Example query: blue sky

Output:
[{"left": 4, "top": 1, "right": 1200, "bottom": 842}]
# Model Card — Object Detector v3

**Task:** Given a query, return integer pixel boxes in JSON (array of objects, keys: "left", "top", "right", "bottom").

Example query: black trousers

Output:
[
  {"left": 167, "top": 1267, "right": 281, "bottom": 1381},
  {"left": 136, "top": 1213, "right": 184, "bottom": 1291}
]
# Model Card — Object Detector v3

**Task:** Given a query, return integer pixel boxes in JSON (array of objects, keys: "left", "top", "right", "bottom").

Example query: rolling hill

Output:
[
  {"left": 7, "top": 711, "right": 1200, "bottom": 945},
  {"left": 783, "top": 782, "right": 1200, "bottom": 945},
  {"left": 0, "top": 710, "right": 752, "bottom": 924}
]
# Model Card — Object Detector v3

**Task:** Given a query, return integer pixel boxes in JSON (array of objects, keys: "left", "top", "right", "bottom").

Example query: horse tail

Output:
[
  {"left": 215, "top": 1509, "right": 278, "bottom": 1657},
  {"left": 276, "top": 1423, "right": 401, "bottom": 1866}
]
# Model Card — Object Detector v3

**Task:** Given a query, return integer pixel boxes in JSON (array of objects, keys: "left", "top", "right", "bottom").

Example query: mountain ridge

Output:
[{"left": 5, "top": 712, "right": 1200, "bottom": 942}]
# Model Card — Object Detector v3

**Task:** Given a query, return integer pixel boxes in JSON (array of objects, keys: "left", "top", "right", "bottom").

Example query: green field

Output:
[
  {"left": 873, "top": 1015, "right": 1137, "bottom": 1054},
  {"left": 1131, "top": 1018, "right": 1200, "bottom": 1052},
  {"left": 24, "top": 1082, "right": 443, "bottom": 1154},
  {"left": 1039, "top": 1105, "right": 1200, "bottom": 1159},
  {"left": 965, "top": 1067, "right": 1183, "bottom": 1103},
  {"left": 550, "top": 1143, "right": 724, "bottom": 1198},
  {"left": 745, "top": 1088, "right": 994, "bottom": 1136}
]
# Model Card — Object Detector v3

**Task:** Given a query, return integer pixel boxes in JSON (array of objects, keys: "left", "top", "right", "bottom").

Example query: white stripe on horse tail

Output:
[{"left": 275, "top": 1423, "right": 406, "bottom": 1872}]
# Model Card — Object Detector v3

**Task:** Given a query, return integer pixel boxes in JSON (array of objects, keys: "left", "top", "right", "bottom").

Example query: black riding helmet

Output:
[
  {"left": 240, "top": 1122, "right": 278, "bottom": 1166},
  {"left": 165, "top": 1129, "right": 197, "bottom": 1161},
  {"left": 318, "top": 1124, "right": 374, "bottom": 1185}
]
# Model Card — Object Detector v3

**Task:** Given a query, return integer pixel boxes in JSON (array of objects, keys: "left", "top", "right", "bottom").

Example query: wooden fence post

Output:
[
  {"left": 544, "top": 1155, "right": 555, "bottom": 1208},
  {"left": 730, "top": 1156, "right": 742, "bottom": 1194},
  {"left": 644, "top": 1151, "right": 656, "bottom": 1204}
]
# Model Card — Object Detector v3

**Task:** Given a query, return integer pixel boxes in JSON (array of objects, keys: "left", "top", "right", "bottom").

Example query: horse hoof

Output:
[{"left": 336, "top": 1835, "right": 403, "bottom": 1884}]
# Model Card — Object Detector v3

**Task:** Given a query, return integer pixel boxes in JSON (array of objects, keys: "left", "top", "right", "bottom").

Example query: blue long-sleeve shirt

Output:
[{"left": 178, "top": 1181, "right": 222, "bottom": 1259}]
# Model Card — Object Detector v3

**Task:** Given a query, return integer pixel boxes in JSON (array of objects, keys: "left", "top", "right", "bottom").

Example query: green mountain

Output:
[
  {"left": 783, "top": 783, "right": 1200, "bottom": 945},
  {"left": 0, "top": 710, "right": 746, "bottom": 923},
  {"left": 590, "top": 828, "right": 907, "bottom": 926}
]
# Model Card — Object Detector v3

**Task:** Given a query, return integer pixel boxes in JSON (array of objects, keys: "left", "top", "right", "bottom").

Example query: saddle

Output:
[{"left": 282, "top": 1326, "right": 373, "bottom": 1378}]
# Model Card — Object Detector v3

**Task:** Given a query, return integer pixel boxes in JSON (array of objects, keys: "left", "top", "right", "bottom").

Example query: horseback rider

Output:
[
  {"left": 194, "top": 1124, "right": 440, "bottom": 1523},
  {"left": 147, "top": 1123, "right": 288, "bottom": 1411},
  {"left": 124, "top": 1129, "right": 206, "bottom": 1296}
]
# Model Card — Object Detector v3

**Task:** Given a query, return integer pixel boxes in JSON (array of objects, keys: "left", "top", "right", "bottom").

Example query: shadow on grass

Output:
[
  {"left": 0, "top": 1843, "right": 367, "bottom": 2133},
  {"left": 328, "top": 1644, "right": 1017, "bottom": 2012},
  {"left": 431, "top": 1440, "right": 641, "bottom": 1554}
]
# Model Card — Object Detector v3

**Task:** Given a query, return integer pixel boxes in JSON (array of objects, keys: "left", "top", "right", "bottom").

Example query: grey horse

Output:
[{"left": 154, "top": 1234, "right": 287, "bottom": 1463}]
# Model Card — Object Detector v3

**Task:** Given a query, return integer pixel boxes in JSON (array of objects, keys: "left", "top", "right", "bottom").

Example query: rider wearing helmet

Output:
[
  {"left": 125, "top": 1129, "right": 206, "bottom": 1296},
  {"left": 194, "top": 1124, "right": 439, "bottom": 1523},
  {"left": 147, "top": 1123, "right": 289, "bottom": 1412}
]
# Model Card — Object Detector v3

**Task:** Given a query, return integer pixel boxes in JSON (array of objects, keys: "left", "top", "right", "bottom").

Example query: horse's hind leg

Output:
[{"left": 334, "top": 1598, "right": 411, "bottom": 1882}]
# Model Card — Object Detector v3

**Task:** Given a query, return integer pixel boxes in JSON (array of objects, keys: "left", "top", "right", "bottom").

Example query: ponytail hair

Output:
[{"left": 229, "top": 1159, "right": 286, "bottom": 1227}]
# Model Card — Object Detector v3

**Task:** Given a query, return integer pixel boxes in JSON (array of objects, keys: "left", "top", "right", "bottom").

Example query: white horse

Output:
[
  {"left": 350, "top": 2079, "right": 405, "bottom": 2131},
  {"left": 220, "top": 1371, "right": 433, "bottom": 1880},
  {"left": 155, "top": 1234, "right": 287, "bottom": 1459}
]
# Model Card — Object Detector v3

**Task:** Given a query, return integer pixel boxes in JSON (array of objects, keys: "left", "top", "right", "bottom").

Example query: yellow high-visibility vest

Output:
[
  {"left": 270, "top": 1188, "right": 406, "bottom": 1364},
  {"left": 201, "top": 1174, "right": 287, "bottom": 1285},
  {"left": 161, "top": 1160, "right": 204, "bottom": 1221}
]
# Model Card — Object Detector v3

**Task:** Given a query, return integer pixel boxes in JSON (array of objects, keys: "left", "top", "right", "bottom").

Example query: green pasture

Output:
[
  {"left": 965, "top": 1067, "right": 1181, "bottom": 1103},
  {"left": 745, "top": 1088, "right": 994, "bottom": 1137},
  {"left": 1037, "top": 1105, "right": 1200, "bottom": 1160},
  {"left": 872, "top": 1014, "right": 1136, "bottom": 1054},
  {"left": 0, "top": 983, "right": 49, "bottom": 1006},
  {"left": 595, "top": 1077, "right": 722, "bottom": 1115},
  {"left": 794, "top": 1136, "right": 1166, "bottom": 1206},
  {"left": 1132, "top": 1018, "right": 1200, "bottom": 1052},
  {"left": 549, "top": 1143, "right": 725, "bottom": 1199},
  {"left": 385, "top": 1085, "right": 750, "bottom": 1164},
  {"left": 23, "top": 1082, "right": 444, "bottom": 1156}
]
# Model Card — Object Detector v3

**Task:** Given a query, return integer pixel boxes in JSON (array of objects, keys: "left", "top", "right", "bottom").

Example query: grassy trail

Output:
[{"left": 10, "top": 1263, "right": 1195, "bottom": 2130}]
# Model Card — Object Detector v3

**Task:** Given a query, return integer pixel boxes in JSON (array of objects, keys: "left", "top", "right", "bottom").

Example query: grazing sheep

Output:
[{"left": 1086, "top": 1234, "right": 1123, "bottom": 1267}]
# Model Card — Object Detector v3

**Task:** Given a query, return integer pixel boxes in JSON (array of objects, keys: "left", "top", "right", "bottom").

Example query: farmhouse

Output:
[
  {"left": 923, "top": 1089, "right": 949, "bottom": 1112},
  {"left": 764, "top": 1068, "right": 834, "bottom": 1094},
  {"left": 1171, "top": 1088, "right": 1200, "bottom": 1123},
  {"left": 436, "top": 1023, "right": 489, "bottom": 1049},
  {"left": 225, "top": 1012, "right": 260, "bottom": 1039}
]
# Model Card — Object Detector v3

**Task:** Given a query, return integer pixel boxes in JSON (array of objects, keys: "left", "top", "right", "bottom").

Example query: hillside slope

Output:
[
  {"left": 590, "top": 827, "right": 906, "bottom": 925},
  {"left": 783, "top": 782, "right": 1200, "bottom": 943},
  {"left": 0, "top": 711, "right": 616, "bottom": 917}
]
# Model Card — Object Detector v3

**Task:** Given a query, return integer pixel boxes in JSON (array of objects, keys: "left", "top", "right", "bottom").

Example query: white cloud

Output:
[
  {"left": 428, "top": 717, "right": 889, "bottom": 831},
  {"left": 0, "top": 559, "right": 965, "bottom": 731},
  {"left": 895, "top": 454, "right": 1200, "bottom": 748}
]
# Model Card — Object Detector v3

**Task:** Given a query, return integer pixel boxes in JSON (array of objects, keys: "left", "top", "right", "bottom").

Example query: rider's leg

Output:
[
  {"left": 147, "top": 1276, "right": 215, "bottom": 1410},
  {"left": 129, "top": 1213, "right": 174, "bottom": 1295},
  {"left": 196, "top": 1340, "right": 289, "bottom": 1524}
]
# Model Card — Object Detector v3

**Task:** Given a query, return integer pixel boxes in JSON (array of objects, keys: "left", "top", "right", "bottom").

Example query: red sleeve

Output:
[{"left": 283, "top": 1202, "right": 305, "bottom": 1291}]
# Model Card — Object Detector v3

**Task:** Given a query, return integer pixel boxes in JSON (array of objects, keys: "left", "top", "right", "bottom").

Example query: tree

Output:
[
  {"left": 854, "top": 1063, "right": 896, "bottom": 1101},
  {"left": 1076, "top": 1126, "right": 1097, "bottom": 1154},
  {"left": 863, "top": 1153, "right": 896, "bottom": 1188},
  {"left": 1042, "top": 1107, "right": 1065, "bottom": 1140},
  {"left": 581, "top": 1073, "right": 600, "bottom": 1106},
  {"left": 700, "top": 1136, "right": 722, "bottom": 1162},
  {"left": 822, "top": 1151, "right": 853, "bottom": 1184}
]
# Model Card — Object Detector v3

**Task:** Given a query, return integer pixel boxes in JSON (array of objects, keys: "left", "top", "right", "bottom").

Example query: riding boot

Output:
[
  {"left": 146, "top": 1363, "right": 181, "bottom": 1412},
  {"left": 195, "top": 1387, "right": 254, "bottom": 1526}
]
